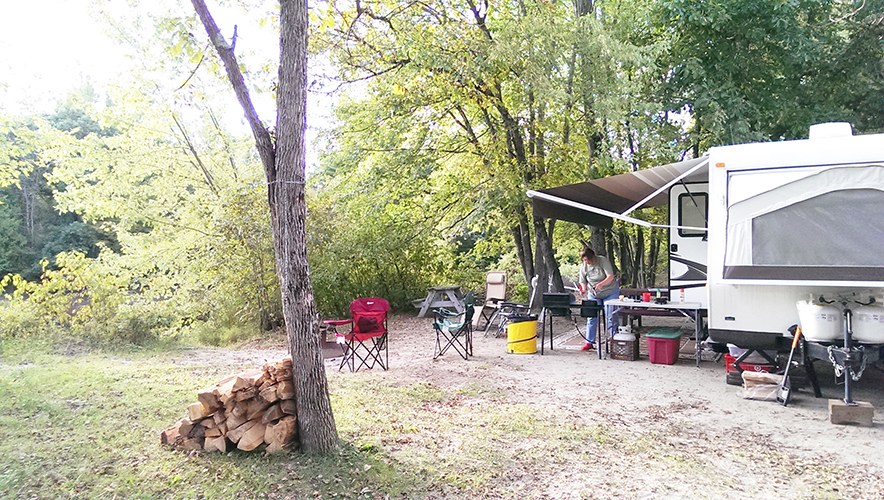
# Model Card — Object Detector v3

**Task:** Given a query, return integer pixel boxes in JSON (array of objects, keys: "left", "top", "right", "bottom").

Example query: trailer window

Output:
[
  {"left": 752, "top": 189, "right": 884, "bottom": 266},
  {"left": 678, "top": 192, "right": 707, "bottom": 237},
  {"left": 724, "top": 164, "right": 884, "bottom": 281}
]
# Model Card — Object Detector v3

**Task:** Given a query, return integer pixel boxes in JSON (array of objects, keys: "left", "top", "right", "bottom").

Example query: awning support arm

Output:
[
  {"left": 622, "top": 158, "right": 710, "bottom": 216},
  {"left": 527, "top": 190, "right": 707, "bottom": 232}
]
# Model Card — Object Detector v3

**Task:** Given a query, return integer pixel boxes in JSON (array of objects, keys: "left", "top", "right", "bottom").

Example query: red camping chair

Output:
[{"left": 340, "top": 298, "right": 390, "bottom": 372}]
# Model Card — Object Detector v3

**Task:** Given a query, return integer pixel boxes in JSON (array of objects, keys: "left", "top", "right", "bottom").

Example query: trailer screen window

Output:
[
  {"left": 751, "top": 189, "right": 884, "bottom": 267},
  {"left": 724, "top": 164, "right": 884, "bottom": 281},
  {"left": 678, "top": 192, "right": 707, "bottom": 237}
]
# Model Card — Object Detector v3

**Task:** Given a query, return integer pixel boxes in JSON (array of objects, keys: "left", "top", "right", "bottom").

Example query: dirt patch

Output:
[{"left": 188, "top": 313, "right": 884, "bottom": 498}]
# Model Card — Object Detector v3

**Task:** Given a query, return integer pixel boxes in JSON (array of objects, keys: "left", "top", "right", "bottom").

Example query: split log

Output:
[
  {"left": 187, "top": 401, "right": 211, "bottom": 421},
  {"left": 236, "top": 386, "right": 259, "bottom": 402},
  {"left": 188, "top": 422, "right": 206, "bottom": 439},
  {"left": 277, "top": 380, "right": 295, "bottom": 400},
  {"left": 182, "top": 437, "right": 204, "bottom": 451},
  {"left": 265, "top": 416, "right": 297, "bottom": 454},
  {"left": 280, "top": 399, "right": 296, "bottom": 415},
  {"left": 262, "top": 403, "right": 284, "bottom": 424},
  {"left": 233, "top": 369, "right": 265, "bottom": 392},
  {"left": 213, "top": 411, "right": 226, "bottom": 426},
  {"left": 227, "top": 418, "right": 258, "bottom": 444},
  {"left": 178, "top": 418, "right": 194, "bottom": 439},
  {"left": 216, "top": 377, "right": 238, "bottom": 405},
  {"left": 246, "top": 398, "right": 272, "bottom": 421},
  {"left": 226, "top": 410, "right": 248, "bottom": 431},
  {"left": 259, "top": 384, "right": 280, "bottom": 403},
  {"left": 204, "top": 436, "right": 228, "bottom": 453},
  {"left": 237, "top": 421, "right": 267, "bottom": 451},
  {"left": 258, "top": 378, "right": 276, "bottom": 391},
  {"left": 197, "top": 388, "right": 221, "bottom": 413},
  {"left": 160, "top": 419, "right": 185, "bottom": 447}
]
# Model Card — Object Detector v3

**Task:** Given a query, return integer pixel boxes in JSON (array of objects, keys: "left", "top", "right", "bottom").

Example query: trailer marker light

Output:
[{"left": 715, "top": 162, "right": 726, "bottom": 168}]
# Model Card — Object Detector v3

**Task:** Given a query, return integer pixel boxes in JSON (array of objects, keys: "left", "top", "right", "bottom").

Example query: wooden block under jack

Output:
[{"left": 829, "top": 399, "right": 874, "bottom": 426}]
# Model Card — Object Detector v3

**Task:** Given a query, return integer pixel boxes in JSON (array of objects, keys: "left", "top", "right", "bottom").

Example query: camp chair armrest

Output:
[
  {"left": 432, "top": 307, "right": 460, "bottom": 319},
  {"left": 499, "top": 301, "right": 529, "bottom": 310}
]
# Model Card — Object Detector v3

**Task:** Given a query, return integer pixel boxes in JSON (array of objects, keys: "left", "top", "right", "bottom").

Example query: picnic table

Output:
[{"left": 415, "top": 286, "right": 466, "bottom": 318}]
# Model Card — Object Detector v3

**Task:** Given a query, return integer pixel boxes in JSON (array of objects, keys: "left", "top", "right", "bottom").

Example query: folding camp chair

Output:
[
  {"left": 486, "top": 275, "right": 538, "bottom": 337},
  {"left": 340, "top": 297, "right": 390, "bottom": 372},
  {"left": 473, "top": 271, "right": 507, "bottom": 331},
  {"left": 433, "top": 291, "right": 475, "bottom": 360}
]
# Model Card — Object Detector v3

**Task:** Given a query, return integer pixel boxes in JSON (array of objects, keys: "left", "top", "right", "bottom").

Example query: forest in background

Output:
[{"left": 1, "top": 0, "right": 882, "bottom": 348}]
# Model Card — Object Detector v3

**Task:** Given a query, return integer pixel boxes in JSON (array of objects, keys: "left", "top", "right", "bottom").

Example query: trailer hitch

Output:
[{"left": 826, "top": 344, "right": 867, "bottom": 382}]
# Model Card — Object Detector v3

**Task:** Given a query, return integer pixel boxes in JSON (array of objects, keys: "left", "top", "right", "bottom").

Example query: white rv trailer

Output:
[{"left": 528, "top": 123, "right": 884, "bottom": 352}]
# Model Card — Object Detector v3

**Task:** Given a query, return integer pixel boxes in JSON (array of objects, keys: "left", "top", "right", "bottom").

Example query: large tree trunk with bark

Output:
[
  {"left": 275, "top": 0, "right": 338, "bottom": 453},
  {"left": 512, "top": 206, "right": 535, "bottom": 285},
  {"left": 532, "top": 217, "right": 563, "bottom": 297},
  {"left": 192, "top": 0, "right": 338, "bottom": 454}
]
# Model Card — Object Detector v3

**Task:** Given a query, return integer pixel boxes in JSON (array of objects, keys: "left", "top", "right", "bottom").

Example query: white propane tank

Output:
[
  {"left": 852, "top": 304, "right": 884, "bottom": 343},
  {"left": 796, "top": 299, "right": 843, "bottom": 341},
  {"left": 615, "top": 324, "right": 635, "bottom": 342}
]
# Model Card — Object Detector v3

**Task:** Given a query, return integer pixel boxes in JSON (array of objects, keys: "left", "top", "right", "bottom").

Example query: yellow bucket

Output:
[{"left": 506, "top": 319, "right": 537, "bottom": 354}]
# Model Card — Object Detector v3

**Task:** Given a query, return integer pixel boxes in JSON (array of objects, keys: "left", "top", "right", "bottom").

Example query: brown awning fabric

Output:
[{"left": 530, "top": 156, "right": 709, "bottom": 227}]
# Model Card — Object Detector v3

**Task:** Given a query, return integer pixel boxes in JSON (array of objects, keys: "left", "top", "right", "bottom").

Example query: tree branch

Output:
[{"left": 190, "top": 0, "right": 276, "bottom": 179}]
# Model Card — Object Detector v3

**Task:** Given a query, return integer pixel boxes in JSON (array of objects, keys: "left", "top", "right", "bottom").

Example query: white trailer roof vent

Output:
[{"left": 808, "top": 122, "right": 853, "bottom": 140}]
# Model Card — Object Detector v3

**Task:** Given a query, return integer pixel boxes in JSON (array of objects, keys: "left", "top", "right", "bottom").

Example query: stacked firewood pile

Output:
[{"left": 160, "top": 358, "right": 298, "bottom": 454}]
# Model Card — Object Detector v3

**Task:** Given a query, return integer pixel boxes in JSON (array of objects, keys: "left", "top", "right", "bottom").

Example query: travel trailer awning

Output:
[{"left": 528, "top": 156, "right": 709, "bottom": 229}]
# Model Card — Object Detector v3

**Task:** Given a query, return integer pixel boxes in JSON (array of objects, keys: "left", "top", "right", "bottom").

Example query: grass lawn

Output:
[
  {"left": 0, "top": 342, "right": 590, "bottom": 500},
  {"left": 3, "top": 334, "right": 883, "bottom": 500}
]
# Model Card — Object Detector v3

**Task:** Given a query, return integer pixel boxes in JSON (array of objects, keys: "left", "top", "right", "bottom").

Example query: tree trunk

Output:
[
  {"left": 589, "top": 227, "right": 606, "bottom": 258},
  {"left": 531, "top": 216, "right": 548, "bottom": 311},
  {"left": 545, "top": 219, "right": 565, "bottom": 292},
  {"left": 633, "top": 227, "right": 645, "bottom": 288},
  {"left": 648, "top": 228, "right": 662, "bottom": 288},
  {"left": 192, "top": 0, "right": 339, "bottom": 454},
  {"left": 514, "top": 206, "right": 535, "bottom": 285},
  {"left": 276, "top": 0, "right": 338, "bottom": 453}
]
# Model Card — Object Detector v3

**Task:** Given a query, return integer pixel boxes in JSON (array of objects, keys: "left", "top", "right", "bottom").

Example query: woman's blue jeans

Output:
[{"left": 585, "top": 286, "right": 620, "bottom": 345}]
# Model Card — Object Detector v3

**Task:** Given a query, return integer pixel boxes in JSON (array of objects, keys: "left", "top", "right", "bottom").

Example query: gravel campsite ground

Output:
[{"left": 185, "top": 313, "right": 884, "bottom": 499}]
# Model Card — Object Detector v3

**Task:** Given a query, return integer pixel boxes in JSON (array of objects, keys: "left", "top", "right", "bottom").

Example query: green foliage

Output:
[
  {"left": 658, "top": 0, "right": 884, "bottom": 148},
  {"left": 0, "top": 103, "right": 121, "bottom": 282},
  {"left": 312, "top": 0, "right": 686, "bottom": 291},
  {"left": 0, "top": 87, "right": 282, "bottom": 347},
  {"left": 4, "top": 0, "right": 881, "bottom": 350},
  {"left": 0, "top": 250, "right": 199, "bottom": 347},
  {"left": 307, "top": 176, "right": 445, "bottom": 316}
]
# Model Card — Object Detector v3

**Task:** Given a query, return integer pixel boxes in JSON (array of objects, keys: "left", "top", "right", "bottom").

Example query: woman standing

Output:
[{"left": 577, "top": 247, "right": 620, "bottom": 351}]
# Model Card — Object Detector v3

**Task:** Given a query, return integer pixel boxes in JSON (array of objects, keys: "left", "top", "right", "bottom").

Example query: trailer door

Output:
[{"left": 669, "top": 183, "right": 708, "bottom": 306}]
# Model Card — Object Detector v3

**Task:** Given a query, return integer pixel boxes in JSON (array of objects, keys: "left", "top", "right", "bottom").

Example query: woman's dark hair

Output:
[{"left": 580, "top": 247, "right": 595, "bottom": 260}]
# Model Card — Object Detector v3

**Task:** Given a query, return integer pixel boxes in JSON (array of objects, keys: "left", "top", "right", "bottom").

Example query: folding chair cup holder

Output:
[{"left": 340, "top": 298, "right": 390, "bottom": 372}]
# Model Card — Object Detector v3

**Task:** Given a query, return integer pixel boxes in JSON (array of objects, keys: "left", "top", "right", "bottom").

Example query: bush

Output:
[{"left": 0, "top": 253, "right": 184, "bottom": 348}]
